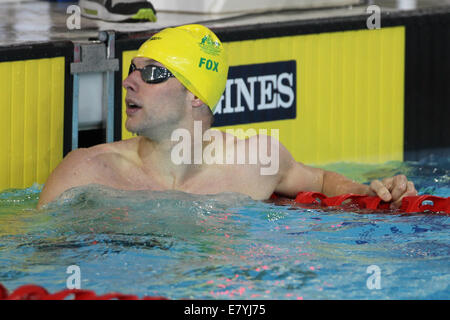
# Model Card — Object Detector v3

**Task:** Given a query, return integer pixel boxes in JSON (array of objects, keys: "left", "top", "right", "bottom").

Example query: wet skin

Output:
[{"left": 37, "top": 58, "right": 417, "bottom": 208}]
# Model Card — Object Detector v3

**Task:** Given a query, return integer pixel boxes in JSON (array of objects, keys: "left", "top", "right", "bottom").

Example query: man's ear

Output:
[
  {"left": 186, "top": 90, "right": 205, "bottom": 108},
  {"left": 191, "top": 95, "right": 204, "bottom": 108}
]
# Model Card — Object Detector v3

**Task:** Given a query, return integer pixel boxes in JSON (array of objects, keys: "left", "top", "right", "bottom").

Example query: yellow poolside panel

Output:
[
  {"left": 0, "top": 57, "right": 65, "bottom": 191},
  {"left": 50, "top": 59, "right": 65, "bottom": 177},
  {"left": 122, "top": 50, "right": 139, "bottom": 141},
  {"left": 121, "top": 27, "right": 405, "bottom": 165},
  {"left": 23, "top": 60, "right": 38, "bottom": 189},
  {"left": 0, "top": 62, "right": 12, "bottom": 189}
]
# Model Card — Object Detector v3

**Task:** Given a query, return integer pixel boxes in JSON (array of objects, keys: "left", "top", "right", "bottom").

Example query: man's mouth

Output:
[{"left": 126, "top": 101, "right": 143, "bottom": 115}]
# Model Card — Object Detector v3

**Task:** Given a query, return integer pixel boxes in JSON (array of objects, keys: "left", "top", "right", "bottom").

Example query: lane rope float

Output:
[
  {"left": 270, "top": 192, "right": 450, "bottom": 214},
  {"left": 0, "top": 283, "right": 168, "bottom": 300}
]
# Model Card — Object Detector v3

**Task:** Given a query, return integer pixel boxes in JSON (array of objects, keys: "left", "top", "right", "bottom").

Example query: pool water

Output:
[{"left": 0, "top": 159, "right": 449, "bottom": 299}]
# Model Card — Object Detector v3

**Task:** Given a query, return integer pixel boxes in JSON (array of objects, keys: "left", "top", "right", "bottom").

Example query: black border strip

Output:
[
  {"left": 0, "top": 41, "right": 73, "bottom": 62},
  {"left": 403, "top": 8, "right": 450, "bottom": 161},
  {"left": 63, "top": 44, "right": 74, "bottom": 157},
  {"left": 0, "top": 41, "right": 74, "bottom": 157}
]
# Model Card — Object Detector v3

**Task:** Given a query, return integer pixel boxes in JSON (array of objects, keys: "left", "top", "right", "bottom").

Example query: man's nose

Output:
[{"left": 123, "top": 72, "right": 138, "bottom": 92}]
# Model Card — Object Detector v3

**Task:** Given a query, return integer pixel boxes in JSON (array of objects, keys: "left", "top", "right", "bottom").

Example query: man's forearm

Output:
[{"left": 321, "top": 170, "right": 372, "bottom": 197}]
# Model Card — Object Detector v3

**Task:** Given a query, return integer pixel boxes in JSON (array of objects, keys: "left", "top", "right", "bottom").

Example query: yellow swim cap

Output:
[{"left": 135, "top": 24, "right": 228, "bottom": 112}]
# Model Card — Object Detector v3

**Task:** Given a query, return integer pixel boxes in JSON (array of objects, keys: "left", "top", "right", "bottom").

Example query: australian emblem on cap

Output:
[{"left": 199, "top": 35, "right": 221, "bottom": 56}]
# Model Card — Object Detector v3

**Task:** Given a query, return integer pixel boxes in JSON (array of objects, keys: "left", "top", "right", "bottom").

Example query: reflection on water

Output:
[{"left": 0, "top": 160, "right": 448, "bottom": 299}]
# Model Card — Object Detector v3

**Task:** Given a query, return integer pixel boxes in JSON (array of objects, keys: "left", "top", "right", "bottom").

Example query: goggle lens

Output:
[{"left": 128, "top": 63, "right": 175, "bottom": 84}]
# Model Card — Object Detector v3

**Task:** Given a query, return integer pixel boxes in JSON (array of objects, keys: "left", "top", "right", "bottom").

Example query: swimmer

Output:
[{"left": 37, "top": 24, "right": 417, "bottom": 208}]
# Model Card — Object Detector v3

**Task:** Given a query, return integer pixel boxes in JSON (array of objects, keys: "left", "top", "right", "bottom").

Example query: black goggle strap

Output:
[{"left": 128, "top": 63, "right": 174, "bottom": 83}]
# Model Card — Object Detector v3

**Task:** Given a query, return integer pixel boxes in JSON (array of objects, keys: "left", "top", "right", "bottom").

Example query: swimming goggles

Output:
[{"left": 128, "top": 63, "right": 175, "bottom": 84}]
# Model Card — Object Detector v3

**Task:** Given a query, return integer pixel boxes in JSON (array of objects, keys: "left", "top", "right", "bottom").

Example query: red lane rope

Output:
[
  {"left": 271, "top": 192, "right": 450, "bottom": 214},
  {"left": 0, "top": 283, "right": 168, "bottom": 300}
]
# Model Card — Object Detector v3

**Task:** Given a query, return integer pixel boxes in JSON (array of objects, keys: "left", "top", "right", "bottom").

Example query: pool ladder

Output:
[{"left": 70, "top": 31, "right": 119, "bottom": 150}]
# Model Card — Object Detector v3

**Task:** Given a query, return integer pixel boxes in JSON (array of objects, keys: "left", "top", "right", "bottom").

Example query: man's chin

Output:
[{"left": 125, "top": 122, "right": 140, "bottom": 136}]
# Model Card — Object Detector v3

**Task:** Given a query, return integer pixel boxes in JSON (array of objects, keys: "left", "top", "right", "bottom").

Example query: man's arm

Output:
[
  {"left": 274, "top": 154, "right": 370, "bottom": 197},
  {"left": 37, "top": 148, "right": 98, "bottom": 209},
  {"left": 275, "top": 143, "right": 417, "bottom": 208}
]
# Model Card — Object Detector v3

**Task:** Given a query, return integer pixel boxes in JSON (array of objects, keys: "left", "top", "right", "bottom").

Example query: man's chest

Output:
[{"left": 97, "top": 162, "right": 277, "bottom": 200}]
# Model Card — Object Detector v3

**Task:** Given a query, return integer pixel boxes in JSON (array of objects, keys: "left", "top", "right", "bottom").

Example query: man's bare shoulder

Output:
[
  {"left": 57, "top": 138, "right": 147, "bottom": 181},
  {"left": 37, "top": 138, "right": 141, "bottom": 208},
  {"left": 68, "top": 137, "right": 141, "bottom": 163}
]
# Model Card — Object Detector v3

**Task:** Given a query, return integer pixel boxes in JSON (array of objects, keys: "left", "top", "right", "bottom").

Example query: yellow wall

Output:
[
  {"left": 122, "top": 27, "right": 405, "bottom": 165},
  {"left": 0, "top": 57, "right": 65, "bottom": 190}
]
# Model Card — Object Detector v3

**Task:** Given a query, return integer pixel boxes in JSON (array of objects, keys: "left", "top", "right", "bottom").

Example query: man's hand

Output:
[{"left": 369, "top": 175, "right": 418, "bottom": 209}]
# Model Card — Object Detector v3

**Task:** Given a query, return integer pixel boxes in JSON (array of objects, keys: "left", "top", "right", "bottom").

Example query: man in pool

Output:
[{"left": 37, "top": 24, "right": 417, "bottom": 209}]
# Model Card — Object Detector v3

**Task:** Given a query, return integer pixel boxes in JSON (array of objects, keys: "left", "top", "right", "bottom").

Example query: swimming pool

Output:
[{"left": 0, "top": 158, "right": 449, "bottom": 299}]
